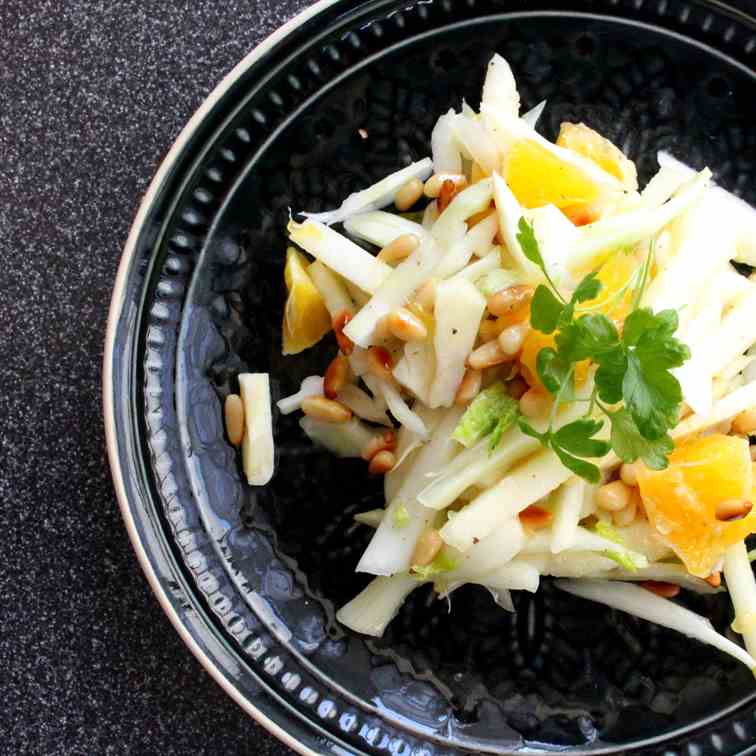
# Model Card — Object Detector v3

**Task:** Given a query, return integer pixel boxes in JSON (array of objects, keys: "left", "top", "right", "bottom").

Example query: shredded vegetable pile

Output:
[{"left": 231, "top": 55, "right": 756, "bottom": 670}]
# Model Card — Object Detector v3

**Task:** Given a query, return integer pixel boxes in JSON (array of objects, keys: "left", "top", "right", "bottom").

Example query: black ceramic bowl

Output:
[{"left": 105, "top": 1, "right": 756, "bottom": 753}]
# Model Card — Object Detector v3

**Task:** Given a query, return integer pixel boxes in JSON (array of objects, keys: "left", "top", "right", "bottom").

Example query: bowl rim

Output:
[
  {"left": 102, "top": 1, "right": 756, "bottom": 753},
  {"left": 102, "top": 1, "right": 339, "bottom": 753}
]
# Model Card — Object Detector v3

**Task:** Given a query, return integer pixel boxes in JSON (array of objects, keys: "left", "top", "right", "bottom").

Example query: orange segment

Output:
[
  {"left": 577, "top": 249, "right": 640, "bottom": 325},
  {"left": 505, "top": 139, "right": 603, "bottom": 210},
  {"left": 637, "top": 434, "right": 756, "bottom": 577},
  {"left": 556, "top": 122, "right": 638, "bottom": 191},
  {"left": 282, "top": 247, "right": 331, "bottom": 355}
]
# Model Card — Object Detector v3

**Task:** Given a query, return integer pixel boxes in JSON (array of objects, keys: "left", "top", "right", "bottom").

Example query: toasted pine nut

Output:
[
  {"left": 454, "top": 368, "right": 483, "bottom": 406},
  {"left": 497, "top": 322, "right": 529, "bottom": 356},
  {"left": 414, "top": 278, "right": 437, "bottom": 312},
  {"left": 519, "top": 387, "right": 550, "bottom": 419},
  {"left": 368, "top": 449, "right": 396, "bottom": 475},
  {"left": 361, "top": 430, "right": 397, "bottom": 461},
  {"left": 478, "top": 318, "right": 502, "bottom": 342},
  {"left": 301, "top": 396, "right": 352, "bottom": 423},
  {"left": 332, "top": 309, "right": 354, "bottom": 355},
  {"left": 377, "top": 234, "right": 420, "bottom": 264},
  {"left": 715, "top": 499, "right": 753, "bottom": 522},
  {"left": 324, "top": 353, "right": 349, "bottom": 399},
  {"left": 373, "top": 314, "right": 392, "bottom": 341},
  {"left": 641, "top": 581, "right": 680, "bottom": 598},
  {"left": 367, "top": 346, "right": 394, "bottom": 382},
  {"left": 506, "top": 376, "right": 529, "bottom": 400},
  {"left": 467, "top": 339, "right": 509, "bottom": 370},
  {"left": 394, "top": 178, "right": 424, "bottom": 211},
  {"left": 519, "top": 505, "right": 553, "bottom": 530},
  {"left": 388, "top": 307, "right": 428, "bottom": 342},
  {"left": 424, "top": 173, "right": 467, "bottom": 198},
  {"left": 613, "top": 492, "right": 638, "bottom": 527},
  {"left": 596, "top": 480, "right": 632, "bottom": 512},
  {"left": 619, "top": 462, "right": 639, "bottom": 487},
  {"left": 411, "top": 529, "right": 443, "bottom": 567},
  {"left": 733, "top": 408, "right": 756, "bottom": 435},
  {"left": 437, "top": 179, "right": 458, "bottom": 214},
  {"left": 706, "top": 571, "right": 722, "bottom": 588},
  {"left": 487, "top": 285, "right": 534, "bottom": 317},
  {"left": 224, "top": 394, "right": 245, "bottom": 446}
]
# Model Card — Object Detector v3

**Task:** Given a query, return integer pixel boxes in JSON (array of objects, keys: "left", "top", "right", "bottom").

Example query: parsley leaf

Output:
[
  {"left": 571, "top": 271, "right": 602, "bottom": 304},
  {"left": 531, "top": 285, "right": 563, "bottom": 334},
  {"left": 608, "top": 408, "right": 673, "bottom": 469},
  {"left": 522, "top": 225, "right": 690, "bottom": 481},
  {"left": 553, "top": 418, "right": 611, "bottom": 458},
  {"left": 553, "top": 446, "right": 601, "bottom": 484},
  {"left": 517, "top": 217, "right": 545, "bottom": 270},
  {"left": 556, "top": 314, "right": 619, "bottom": 363},
  {"left": 594, "top": 345, "right": 627, "bottom": 404},
  {"left": 536, "top": 347, "right": 572, "bottom": 394}
]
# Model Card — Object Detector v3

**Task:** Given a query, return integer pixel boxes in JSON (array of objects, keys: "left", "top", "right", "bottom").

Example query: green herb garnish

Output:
[
  {"left": 452, "top": 382, "right": 520, "bottom": 451},
  {"left": 516, "top": 218, "right": 690, "bottom": 483}
]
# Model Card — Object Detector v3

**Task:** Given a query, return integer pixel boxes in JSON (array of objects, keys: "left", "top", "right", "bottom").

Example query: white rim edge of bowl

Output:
[{"left": 103, "top": 2, "right": 340, "bottom": 754}]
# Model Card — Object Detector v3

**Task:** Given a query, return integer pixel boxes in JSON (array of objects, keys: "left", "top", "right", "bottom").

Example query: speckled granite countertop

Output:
[{"left": 1, "top": 2, "right": 309, "bottom": 753}]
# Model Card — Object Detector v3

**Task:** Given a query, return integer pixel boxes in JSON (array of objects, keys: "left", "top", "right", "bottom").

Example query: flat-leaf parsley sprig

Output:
[{"left": 515, "top": 218, "right": 690, "bottom": 483}]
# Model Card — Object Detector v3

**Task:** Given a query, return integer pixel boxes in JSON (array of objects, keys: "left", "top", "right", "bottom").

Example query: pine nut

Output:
[
  {"left": 467, "top": 339, "right": 509, "bottom": 370},
  {"left": 613, "top": 492, "right": 638, "bottom": 527},
  {"left": 224, "top": 394, "right": 245, "bottom": 446},
  {"left": 454, "top": 368, "right": 483, "bottom": 406},
  {"left": 596, "top": 480, "right": 632, "bottom": 512},
  {"left": 751, "top": 445, "right": 756, "bottom": 462},
  {"left": 487, "top": 285, "right": 534, "bottom": 317},
  {"left": 361, "top": 430, "right": 397, "bottom": 461},
  {"left": 411, "top": 529, "right": 443, "bottom": 567},
  {"left": 640, "top": 581, "right": 680, "bottom": 598},
  {"left": 332, "top": 309, "right": 354, "bottom": 355},
  {"left": 715, "top": 499, "right": 753, "bottom": 522},
  {"left": 519, "top": 505, "right": 553, "bottom": 530},
  {"left": 478, "top": 318, "right": 502, "bottom": 342},
  {"left": 377, "top": 234, "right": 420, "bottom": 264},
  {"left": 497, "top": 322, "right": 529, "bottom": 356},
  {"left": 394, "top": 178, "right": 424, "bottom": 211},
  {"left": 733, "top": 408, "right": 756, "bottom": 435},
  {"left": 301, "top": 396, "right": 352, "bottom": 423},
  {"left": 519, "top": 387, "right": 550, "bottom": 418},
  {"left": 705, "top": 571, "right": 722, "bottom": 588},
  {"left": 387, "top": 307, "right": 428, "bottom": 342},
  {"left": 324, "top": 353, "right": 349, "bottom": 399},
  {"left": 367, "top": 345, "right": 394, "bottom": 382},
  {"left": 437, "top": 178, "right": 458, "bottom": 214},
  {"left": 506, "top": 376, "right": 529, "bottom": 400},
  {"left": 368, "top": 449, "right": 396, "bottom": 475},
  {"left": 619, "top": 462, "right": 639, "bottom": 487},
  {"left": 424, "top": 173, "right": 467, "bottom": 198},
  {"left": 414, "top": 278, "right": 437, "bottom": 312}
]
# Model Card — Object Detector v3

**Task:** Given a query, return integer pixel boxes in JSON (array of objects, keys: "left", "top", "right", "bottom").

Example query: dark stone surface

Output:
[
  {"left": 0, "top": 2, "right": 308, "bottom": 754},
  {"left": 4, "top": 2, "right": 756, "bottom": 755}
]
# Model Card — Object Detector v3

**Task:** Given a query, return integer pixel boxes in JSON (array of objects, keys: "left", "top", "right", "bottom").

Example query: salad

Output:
[{"left": 228, "top": 55, "right": 756, "bottom": 670}]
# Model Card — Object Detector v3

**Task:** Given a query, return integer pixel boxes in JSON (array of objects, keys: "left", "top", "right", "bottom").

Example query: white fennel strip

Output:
[
  {"left": 238, "top": 373, "right": 274, "bottom": 486},
  {"left": 357, "top": 407, "right": 463, "bottom": 576},
  {"left": 557, "top": 580, "right": 756, "bottom": 670},
  {"left": 307, "top": 260, "right": 354, "bottom": 317},
  {"left": 343, "top": 211, "right": 426, "bottom": 248},
  {"left": 276, "top": 375, "right": 324, "bottom": 415},
  {"left": 724, "top": 542, "right": 756, "bottom": 661},
  {"left": 431, "top": 109, "right": 462, "bottom": 174},
  {"left": 550, "top": 478, "right": 588, "bottom": 554},
  {"left": 336, "top": 574, "right": 424, "bottom": 637},
  {"left": 520, "top": 99, "right": 546, "bottom": 130},
  {"left": 302, "top": 158, "right": 433, "bottom": 225},
  {"left": 288, "top": 219, "right": 391, "bottom": 294}
]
